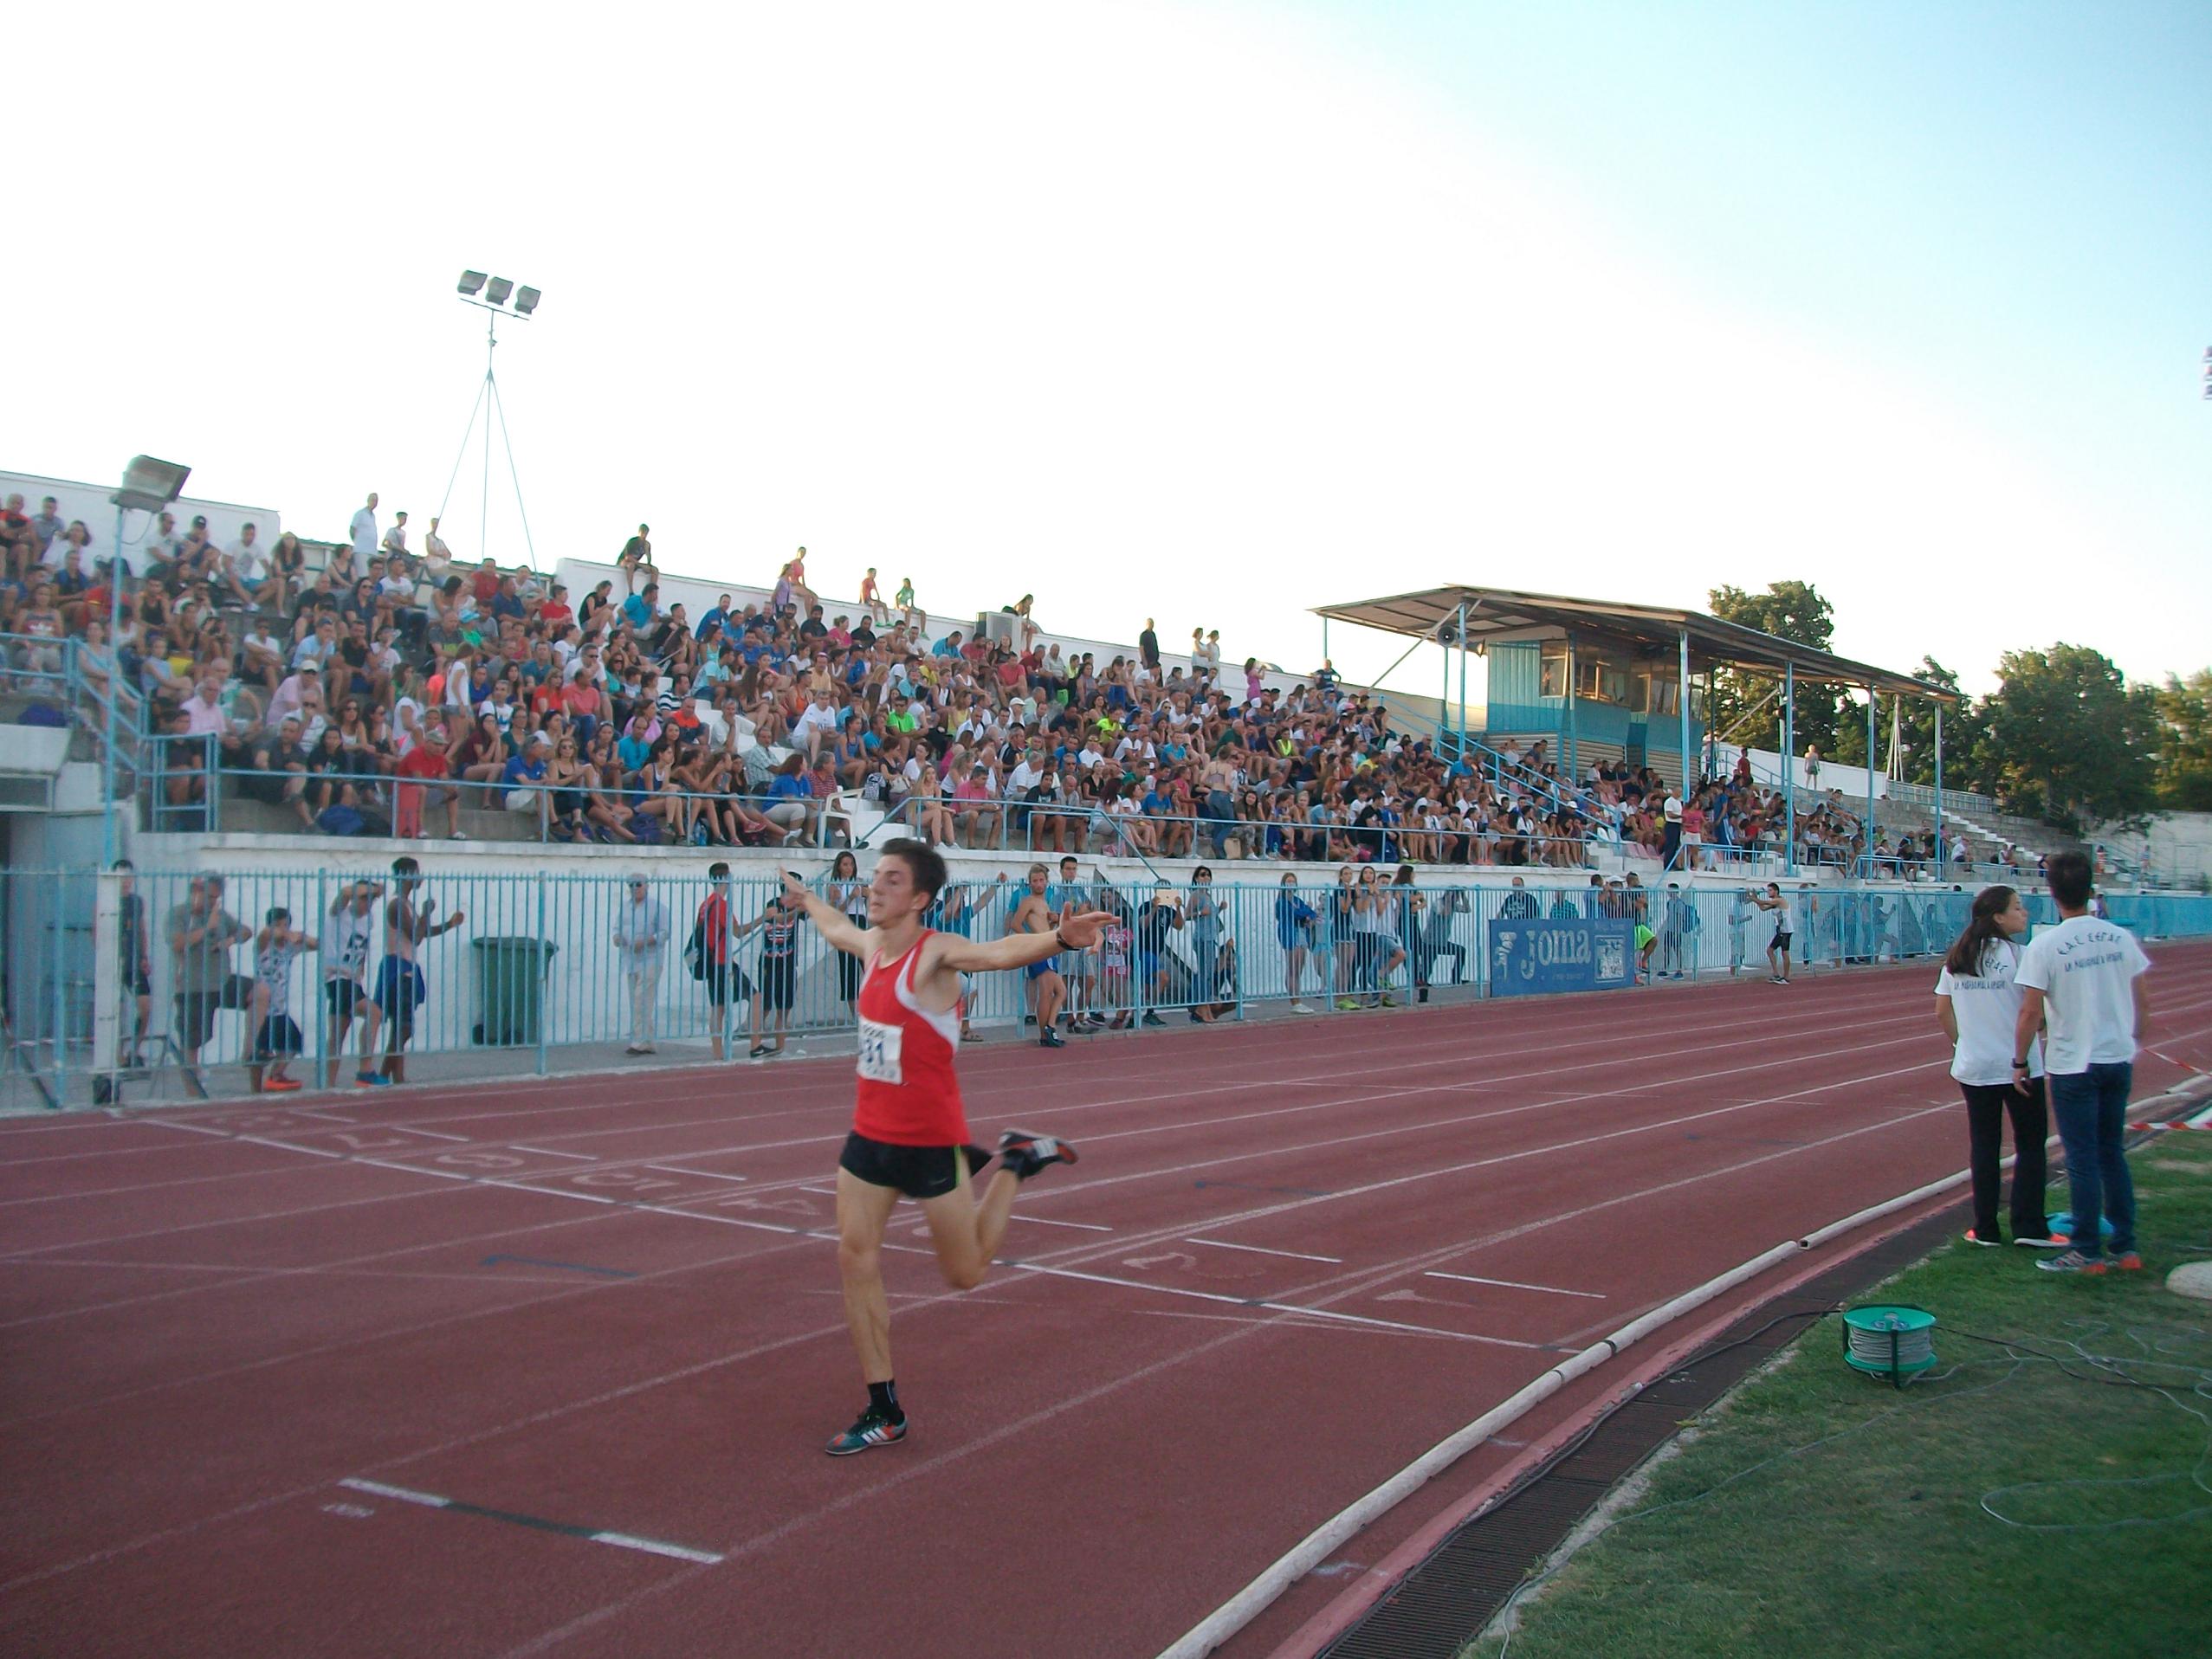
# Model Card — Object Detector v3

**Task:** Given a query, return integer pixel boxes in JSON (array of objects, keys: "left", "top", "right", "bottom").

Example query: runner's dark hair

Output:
[{"left": 880, "top": 836, "right": 947, "bottom": 903}]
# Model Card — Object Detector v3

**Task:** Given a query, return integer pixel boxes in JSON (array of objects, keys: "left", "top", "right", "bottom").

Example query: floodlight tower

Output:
[
  {"left": 105, "top": 455, "right": 191, "bottom": 866},
  {"left": 442, "top": 271, "right": 545, "bottom": 571}
]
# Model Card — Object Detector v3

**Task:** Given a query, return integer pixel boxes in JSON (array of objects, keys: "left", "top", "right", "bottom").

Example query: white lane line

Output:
[
  {"left": 1187, "top": 1237, "right": 1342, "bottom": 1264},
  {"left": 1425, "top": 1269, "right": 1607, "bottom": 1301},
  {"left": 797, "top": 1186, "right": 839, "bottom": 1197},
  {"left": 1012, "top": 1215, "right": 1115, "bottom": 1232},
  {"left": 339, "top": 1477, "right": 444, "bottom": 1507},
  {"left": 589, "top": 1531, "right": 723, "bottom": 1565},
  {"left": 1004, "top": 1261, "right": 1539, "bottom": 1348},
  {"left": 644, "top": 1165, "right": 747, "bottom": 1182},
  {"left": 512, "top": 1146, "right": 597, "bottom": 1161},
  {"left": 396, "top": 1128, "right": 471, "bottom": 1143},
  {"left": 335, "top": 1479, "right": 724, "bottom": 1565}
]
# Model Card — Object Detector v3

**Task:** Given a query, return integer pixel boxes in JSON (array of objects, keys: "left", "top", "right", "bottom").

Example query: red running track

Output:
[{"left": 3, "top": 946, "right": 2210, "bottom": 1659}]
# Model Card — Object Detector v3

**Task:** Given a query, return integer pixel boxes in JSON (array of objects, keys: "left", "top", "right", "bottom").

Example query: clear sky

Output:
[{"left": 11, "top": 2, "right": 2208, "bottom": 701}]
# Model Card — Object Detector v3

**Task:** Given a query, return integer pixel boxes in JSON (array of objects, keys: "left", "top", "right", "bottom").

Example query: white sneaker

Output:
[{"left": 1290, "top": 1000, "right": 1316, "bottom": 1014}]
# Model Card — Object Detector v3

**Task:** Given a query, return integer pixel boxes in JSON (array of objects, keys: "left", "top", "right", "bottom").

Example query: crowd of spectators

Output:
[{"left": 3, "top": 484, "right": 1947, "bottom": 875}]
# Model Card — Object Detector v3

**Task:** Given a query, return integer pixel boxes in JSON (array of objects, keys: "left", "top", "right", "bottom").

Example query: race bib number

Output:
[{"left": 857, "top": 1017, "right": 904, "bottom": 1086}]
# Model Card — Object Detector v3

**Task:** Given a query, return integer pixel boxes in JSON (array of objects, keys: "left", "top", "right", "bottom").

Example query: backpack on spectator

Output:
[{"left": 683, "top": 916, "right": 706, "bottom": 981}]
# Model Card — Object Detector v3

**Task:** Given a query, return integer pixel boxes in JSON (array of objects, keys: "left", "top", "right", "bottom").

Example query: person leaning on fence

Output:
[
  {"left": 828, "top": 852, "right": 871, "bottom": 1012},
  {"left": 614, "top": 872, "right": 670, "bottom": 1055},
  {"left": 691, "top": 864, "right": 755, "bottom": 1062},
  {"left": 741, "top": 885, "right": 805, "bottom": 1059},
  {"left": 322, "top": 880, "right": 386, "bottom": 1087},
  {"left": 166, "top": 875, "right": 248, "bottom": 1073},
  {"left": 1935, "top": 885, "right": 2060, "bottom": 1249},
  {"left": 1275, "top": 873, "right": 1318, "bottom": 1014},
  {"left": 2015, "top": 852, "right": 2152, "bottom": 1275},
  {"left": 1423, "top": 884, "right": 1470, "bottom": 997},
  {"left": 249, "top": 907, "right": 318, "bottom": 1094},
  {"left": 113, "top": 860, "right": 152, "bottom": 1068},
  {"left": 1185, "top": 867, "right": 1224, "bottom": 1023}
]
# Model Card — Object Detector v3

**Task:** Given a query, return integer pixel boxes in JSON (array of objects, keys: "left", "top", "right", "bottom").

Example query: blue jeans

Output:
[{"left": 2047, "top": 1063, "right": 2135, "bottom": 1260}]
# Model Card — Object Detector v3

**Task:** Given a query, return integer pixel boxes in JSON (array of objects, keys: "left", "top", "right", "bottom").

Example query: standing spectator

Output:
[
  {"left": 694, "top": 863, "right": 754, "bottom": 1062},
  {"left": 381, "top": 510, "right": 410, "bottom": 559},
  {"left": 1658, "top": 882, "right": 1698, "bottom": 978},
  {"left": 1936, "top": 885, "right": 2058, "bottom": 1249},
  {"left": 1185, "top": 866, "right": 1223, "bottom": 1023},
  {"left": 828, "top": 852, "right": 870, "bottom": 1014},
  {"left": 1136, "top": 881, "right": 1181, "bottom": 1026},
  {"left": 1138, "top": 617, "right": 1161, "bottom": 677},
  {"left": 113, "top": 859, "right": 153, "bottom": 1070},
  {"left": 1499, "top": 875, "right": 1538, "bottom": 919},
  {"left": 349, "top": 493, "right": 379, "bottom": 565},
  {"left": 1277, "top": 874, "right": 1318, "bottom": 1013},
  {"left": 1422, "top": 885, "right": 1470, "bottom": 997},
  {"left": 613, "top": 872, "right": 669, "bottom": 1055},
  {"left": 2017, "top": 853, "right": 2152, "bottom": 1275},
  {"left": 1750, "top": 882, "right": 1794, "bottom": 984},
  {"left": 249, "top": 907, "right": 318, "bottom": 1093},
  {"left": 1010, "top": 865, "right": 1070, "bottom": 1047},
  {"left": 372, "top": 857, "right": 464, "bottom": 1084},
  {"left": 165, "top": 875, "right": 247, "bottom": 1075},
  {"left": 322, "top": 878, "right": 387, "bottom": 1088},
  {"left": 741, "top": 886, "right": 805, "bottom": 1058}
]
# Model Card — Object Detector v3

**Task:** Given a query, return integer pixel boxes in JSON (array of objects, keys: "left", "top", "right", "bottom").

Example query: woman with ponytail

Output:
[{"left": 1935, "top": 886, "right": 2060, "bottom": 1248}]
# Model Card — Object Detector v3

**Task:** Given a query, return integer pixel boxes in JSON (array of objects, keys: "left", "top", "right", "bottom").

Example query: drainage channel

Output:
[{"left": 1320, "top": 1200, "right": 1969, "bottom": 1659}]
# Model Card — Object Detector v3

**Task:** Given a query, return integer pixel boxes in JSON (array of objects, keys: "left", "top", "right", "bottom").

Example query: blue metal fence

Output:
[{"left": 4, "top": 863, "right": 2209, "bottom": 1110}]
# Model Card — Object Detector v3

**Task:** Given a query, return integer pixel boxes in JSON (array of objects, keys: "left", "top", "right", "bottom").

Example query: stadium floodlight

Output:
[
  {"left": 458, "top": 270, "right": 488, "bottom": 296},
  {"left": 111, "top": 454, "right": 192, "bottom": 513},
  {"left": 514, "top": 285, "right": 541, "bottom": 316},
  {"left": 485, "top": 276, "right": 514, "bottom": 307}
]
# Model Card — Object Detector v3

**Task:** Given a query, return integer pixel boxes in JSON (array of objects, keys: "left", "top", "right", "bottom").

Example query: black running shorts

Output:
[{"left": 838, "top": 1131, "right": 972, "bottom": 1201}]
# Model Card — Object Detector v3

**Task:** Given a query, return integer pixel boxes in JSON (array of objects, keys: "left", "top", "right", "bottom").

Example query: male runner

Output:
[{"left": 775, "top": 841, "right": 1107, "bottom": 1456}]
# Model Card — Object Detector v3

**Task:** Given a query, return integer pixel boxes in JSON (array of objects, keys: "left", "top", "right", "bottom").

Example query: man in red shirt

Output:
[
  {"left": 539, "top": 582, "right": 574, "bottom": 631},
  {"left": 776, "top": 842, "right": 1108, "bottom": 1456},
  {"left": 394, "top": 724, "right": 460, "bottom": 839}
]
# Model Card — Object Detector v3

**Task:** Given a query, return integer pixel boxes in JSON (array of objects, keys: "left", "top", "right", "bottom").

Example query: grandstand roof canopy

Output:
[{"left": 1314, "top": 584, "right": 1955, "bottom": 700}]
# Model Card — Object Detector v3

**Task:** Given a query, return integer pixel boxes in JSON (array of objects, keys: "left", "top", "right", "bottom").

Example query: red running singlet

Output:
[{"left": 851, "top": 933, "right": 968, "bottom": 1147}]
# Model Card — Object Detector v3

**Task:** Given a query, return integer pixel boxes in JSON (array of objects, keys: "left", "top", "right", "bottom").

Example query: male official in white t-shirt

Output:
[{"left": 2014, "top": 852, "right": 2151, "bottom": 1275}]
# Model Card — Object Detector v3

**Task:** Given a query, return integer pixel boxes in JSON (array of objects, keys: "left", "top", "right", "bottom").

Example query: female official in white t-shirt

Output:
[{"left": 1935, "top": 886, "right": 2060, "bottom": 1248}]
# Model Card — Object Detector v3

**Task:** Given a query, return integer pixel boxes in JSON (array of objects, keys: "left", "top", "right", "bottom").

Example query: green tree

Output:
[
  {"left": 1706, "top": 581, "right": 1840, "bottom": 760},
  {"left": 1974, "top": 643, "right": 2158, "bottom": 830},
  {"left": 2152, "top": 668, "right": 2212, "bottom": 811}
]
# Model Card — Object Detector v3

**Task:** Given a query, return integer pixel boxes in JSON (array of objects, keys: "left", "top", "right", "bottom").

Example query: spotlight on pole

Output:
[
  {"left": 458, "top": 269, "right": 488, "bottom": 296},
  {"left": 514, "top": 285, "right": 541, "bottom": 317},
  {"left": 111, "top": 455, "right": 191, "bottom": 514},
  {"left": 484, "top": 276, "right": 514, "bottom": 307}
]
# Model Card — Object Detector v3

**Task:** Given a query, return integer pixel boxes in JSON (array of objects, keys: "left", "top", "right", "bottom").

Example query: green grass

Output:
[{"left": 1465, "top": 1131, "right": 2212, "bottom": 1659}]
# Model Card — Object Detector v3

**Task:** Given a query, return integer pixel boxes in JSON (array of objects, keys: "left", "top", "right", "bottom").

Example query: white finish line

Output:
[
  {"left": 336, "top": 1479, "right": 723, "bottom": 1565},
  {"left": 1425, "top": 1269, "right": 1606, "bottom": 1300}
]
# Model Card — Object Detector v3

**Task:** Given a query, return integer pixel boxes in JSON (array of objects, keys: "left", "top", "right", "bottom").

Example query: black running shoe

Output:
[
  {"left": 825, "top": 1410, "right": 908, "bottom": 1456},
  {"left": 997, "top": 1128, "right": 1079, "bottom": 1179},
  {"left": 1039, "top": 1029, "right": 1066, "bottom": 1049}
]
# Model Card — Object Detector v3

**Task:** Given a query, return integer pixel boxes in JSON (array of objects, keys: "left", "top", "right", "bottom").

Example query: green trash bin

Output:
[{"left": 470, "top": 936, "right": 558, "bottom": 1046}]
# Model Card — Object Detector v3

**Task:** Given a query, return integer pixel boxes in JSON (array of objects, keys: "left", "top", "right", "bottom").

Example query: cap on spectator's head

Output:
[
  {"left": 531, "top": 731, "right": 552, "bottom": 748},
  {"left": 191, "top": 514, "right": 208, "bottom": 527}
]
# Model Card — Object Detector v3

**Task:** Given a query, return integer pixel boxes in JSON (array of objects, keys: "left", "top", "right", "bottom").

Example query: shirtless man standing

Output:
[
  {"left": 373, "top": 855, "right": 465, "bottom": 1082},
  {"left": 1012, "top": 863, "right": 1070, "bottom": 1049}
]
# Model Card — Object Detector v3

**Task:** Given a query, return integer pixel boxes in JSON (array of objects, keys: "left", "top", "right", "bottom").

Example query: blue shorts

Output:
[
  {"left": 1137, "top": 951, "right": 1161, "bottom": 979},
  {"left": 375, "top": 957, "right": 426, "bottom": 1018},
  {"left": 1026, "top": 954, "right": 1058, "bottom": 980}
]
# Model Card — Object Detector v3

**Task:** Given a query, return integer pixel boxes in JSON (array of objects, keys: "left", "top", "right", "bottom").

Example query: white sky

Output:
[{"left": 10, "top": 3, "right": 2207, "bottom": 702}]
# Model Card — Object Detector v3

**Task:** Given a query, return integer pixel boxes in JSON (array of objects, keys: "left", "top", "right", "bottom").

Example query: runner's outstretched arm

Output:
[
  {"left": 779, "top": 872, "right": 871, "bottom": 956},
  {"left": 933, "top": 910, "right": 1112, "bottom": 975}
]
